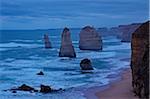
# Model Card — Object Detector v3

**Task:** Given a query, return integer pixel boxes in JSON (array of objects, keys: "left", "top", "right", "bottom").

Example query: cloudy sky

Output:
[{"left": 0, "top": 0, "right": 149, "bottom": 29}]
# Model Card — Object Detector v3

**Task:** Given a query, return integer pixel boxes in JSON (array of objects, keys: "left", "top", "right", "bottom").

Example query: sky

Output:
[{"left": 0, "top": 0, "right": 149, "bottom": 30}]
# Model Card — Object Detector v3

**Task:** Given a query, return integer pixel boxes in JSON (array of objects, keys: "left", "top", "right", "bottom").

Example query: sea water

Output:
[{"left": 0, "top": 29, "right": 131, "bottom": 99}]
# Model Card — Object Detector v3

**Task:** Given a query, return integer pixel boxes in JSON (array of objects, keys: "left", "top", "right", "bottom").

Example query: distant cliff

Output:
[
  {"left": 97, "top": 23, "right": 142, "bottom": 42},
  {"left": 119, "top": 23, "right": 141, "bottom": 42},
  {"left": 131, "top": 21, "right": 149, "bottom": 98}
]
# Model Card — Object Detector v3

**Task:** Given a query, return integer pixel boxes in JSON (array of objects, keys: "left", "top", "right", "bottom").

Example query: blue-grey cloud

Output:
[{"left": 0, "top": 0, "right": 149, "bottom": 29}]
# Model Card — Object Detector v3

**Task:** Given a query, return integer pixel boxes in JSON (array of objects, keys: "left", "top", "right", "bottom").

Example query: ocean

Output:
[{"left": 0, "top": 29, "right": 131, "bottom": 99}]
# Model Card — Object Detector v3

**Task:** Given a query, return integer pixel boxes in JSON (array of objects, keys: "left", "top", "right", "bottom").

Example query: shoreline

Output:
[{"left": 83, "top": 68, "right": 138, "bottom": 99}]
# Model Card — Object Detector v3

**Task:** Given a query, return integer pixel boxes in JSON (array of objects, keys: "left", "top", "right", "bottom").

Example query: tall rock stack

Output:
[
  {"left": 44, "top": 34, "right": 52, "bottom": 48},
  {"left": 59, "top": 27, "right": 76, "bottom": 58},
  {"left": 131, "top": 21, "right": 149, "bottom": 98},
  {"left": 79, "top": 26, "right": 102, "bottom": 50}
]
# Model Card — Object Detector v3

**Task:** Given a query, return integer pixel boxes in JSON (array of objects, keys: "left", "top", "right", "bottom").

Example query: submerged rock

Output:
[
  {"left": 131, "top": 21, "right": 149, "bottom": 98},
  {"left": 7, "top": 84, "right": 63, "bottom": 93},
  {"left": 80, "top": 58, "right": 93, "bottom": 70},
  {"left": 40, "top": 85, "right": 63, "bottom": 93},
  {"left": 79, "top": 26, "right": 102, "bottom": 50},
  {"left": 36, "top": 71, "right": 44, "bottom": 75},
  {"left": 44, "top": 34, "right": 52, "bottom": 48},
  {"left": 59, "top": 27, "right": 76, "bottom": 58},
  {"left": 17, "top": 84, "right": 35, "bottom": 91}
]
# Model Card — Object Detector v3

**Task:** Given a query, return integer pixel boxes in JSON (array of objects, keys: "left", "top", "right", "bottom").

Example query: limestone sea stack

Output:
[
  {"left": 44, "top": 34, "right": 52, "bottom": 48},
  {"left": 59, "top": 27, "right": 76, "bottom": 58},
  {"left": 131, "top": 21, "right": 149, "bottom": 98},
  {"left": 79, "top": 26, "right": 102, "bottom": 50}
]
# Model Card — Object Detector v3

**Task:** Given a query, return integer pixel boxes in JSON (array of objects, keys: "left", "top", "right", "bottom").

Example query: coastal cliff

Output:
[
  {"left": 131, "top": 21, "right": 149, "bottom": 98},
  {"left": 120, "top": 23, "right": 141, "bottom": 42},
  {"left": 97, "top": 23, "right": 141, "bottom": 42}
]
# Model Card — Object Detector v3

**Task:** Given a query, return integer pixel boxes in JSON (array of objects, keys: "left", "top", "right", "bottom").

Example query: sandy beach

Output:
[{"left": 84, "top": 69, "right": 139, "bottom": 99}]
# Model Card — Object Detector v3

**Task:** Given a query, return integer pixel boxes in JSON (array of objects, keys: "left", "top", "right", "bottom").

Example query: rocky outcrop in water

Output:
[
  {"left": 40, "top": 85, "right": 52, "bottom": 93},
  {"left": 7, "top": 84, "right": 63, "bottom": 93},
  {"left": 10, "top": 84, "right": 37, "bottom": 92},
  {"left": 131, "top": 21, "right": 149, "bottom": 99},
  {"left": 15, "top": 84, "right": 35, "bottom": 91},
  {"left": 44, "top": 34, "right": 52, "bottom": 48},
  {"left": 36, "top": 71, "right": 44, "bottom": 75},
  {"left": 80, "top": 58, "right": 93, "bottom": 70},
  {"left": 79, "top": 26, "right": 102, "bottom": 50},
  {"left": 59, "top": 27, "right": 76, "bottom": 58}
]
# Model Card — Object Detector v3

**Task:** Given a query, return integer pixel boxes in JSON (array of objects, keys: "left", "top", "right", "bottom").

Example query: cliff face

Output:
[
  {"left": 97, "top": 23, "right": 141, "bottom": 42},
  {"left": 79, "top": 26, "right": 102, "bottom": 50},
  {"left": 59, "top": 27, "right": 76, "bottom": 58},
  {"left": 131, "top": 21, "right": 149, "bottom": 98},
  {"left": 97, "top": 27, "right": 120, "bottom": 37},
  {"left": 120, "top": 23, "right": 141, "bottom": 42}
]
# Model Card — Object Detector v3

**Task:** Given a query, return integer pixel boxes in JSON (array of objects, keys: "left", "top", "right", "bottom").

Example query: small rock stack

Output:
[{"left": 44, "top": 34, "right": 52, "bottom": 48}]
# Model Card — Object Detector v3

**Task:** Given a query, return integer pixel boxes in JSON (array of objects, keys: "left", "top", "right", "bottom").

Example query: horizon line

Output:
[{"left": 0, "top": 20, "right": 147, "bottom": 31}]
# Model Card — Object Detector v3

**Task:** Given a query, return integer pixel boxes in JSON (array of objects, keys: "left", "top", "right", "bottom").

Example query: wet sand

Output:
[{"left": 84, "top": 69, "right": 138, "bottom": 99}]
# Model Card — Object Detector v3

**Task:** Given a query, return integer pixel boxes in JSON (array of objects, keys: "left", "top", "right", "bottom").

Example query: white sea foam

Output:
[
  {"left": 12, "top": 39, "right": 42, "bottom": 43},
  {"left": 103, "top": 38, "right": 121, "bottom": 43},
  {"left": 77, "top": 51, "right": 116, "bottom": 59},
  {"left": 104, "top": 43, "right": 131, "bottom": 51},
  {"left": 50, "top": 36, "right": 59, "bottom": 38},
  {"left": 4, "top": 58, "right": 16, "bottom": 62},
  {"left": 0, "top": 42, "right": 43, "bottom": 48},
  {"left": 72, "top": 41, "right": 78, "bottom": 44},
  {"left": 0, "top": 48, "right": 9, "bottom": 51}
]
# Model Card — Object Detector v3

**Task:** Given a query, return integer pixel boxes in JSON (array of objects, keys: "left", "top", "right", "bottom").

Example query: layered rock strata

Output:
[
  {"left": 131, "top": 21, "right": 149, "bottom": 98},
  {"left": 79, "top": 26, "right": 102, "bottom": 50}
]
